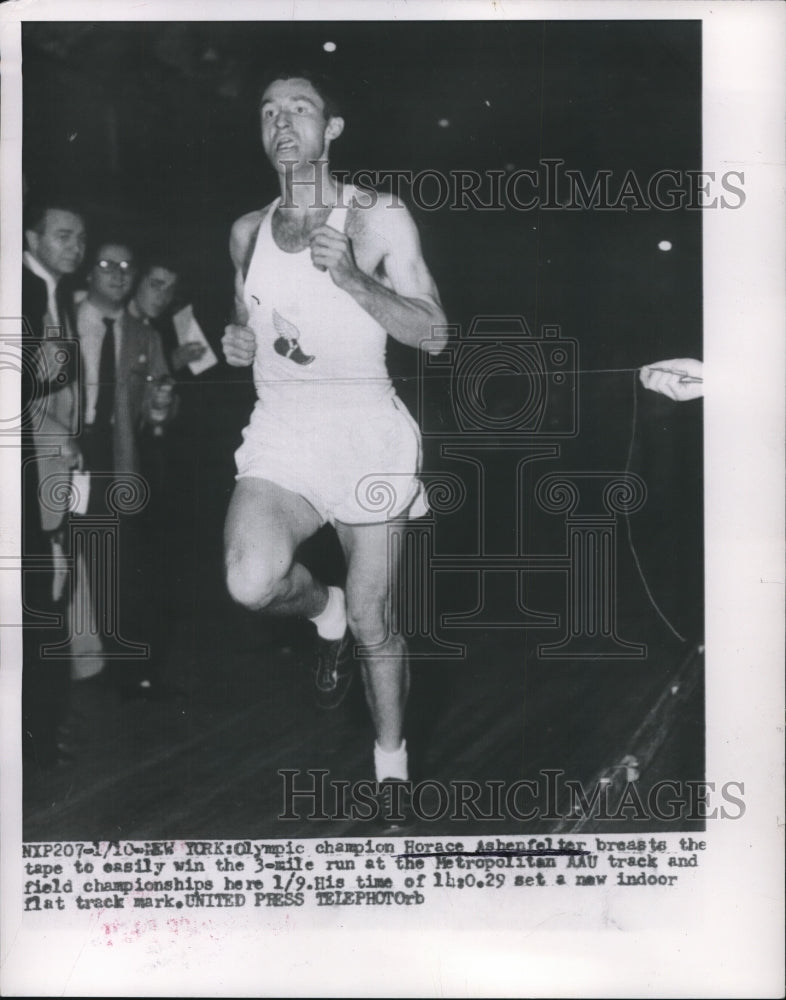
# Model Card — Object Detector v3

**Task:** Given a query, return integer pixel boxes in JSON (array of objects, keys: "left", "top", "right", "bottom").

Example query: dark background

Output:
[
  {"left": 22, "top": 20, "right": 702, "bottom": 364},
  {"left": 21, "top": 20, "right": 705, "bottom": 838},
  {"left": 22, "top": 18, "right": 704, "bottom": 553}
]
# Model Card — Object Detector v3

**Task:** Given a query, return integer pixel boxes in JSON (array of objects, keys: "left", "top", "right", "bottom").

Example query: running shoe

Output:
[
  {"left": 312, "top": 627, "right": 355, "bottom": 709},
  {"left": 374, "top": 778, "right": 415, "bottom": 834}
]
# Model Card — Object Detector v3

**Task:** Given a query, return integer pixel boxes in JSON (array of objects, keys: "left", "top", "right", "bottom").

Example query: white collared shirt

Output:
[
  {"left": 76, "top": 298, "right": 124, "bottom": 424},
  {"left": 23, "top": 250, "right": 60, "bottom": 329}
]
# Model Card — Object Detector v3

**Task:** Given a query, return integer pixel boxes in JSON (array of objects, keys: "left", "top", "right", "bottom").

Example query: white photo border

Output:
[{"left": 1, "top": 1, "right": 783, "bottom": 996}]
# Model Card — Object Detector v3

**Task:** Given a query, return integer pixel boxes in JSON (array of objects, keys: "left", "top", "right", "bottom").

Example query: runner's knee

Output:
[
  {"left": 347, "top": 595, "right": 390, "bottom": 647},
  {"left": 225, "top": 550, "right": 288, "bottom": 610}
]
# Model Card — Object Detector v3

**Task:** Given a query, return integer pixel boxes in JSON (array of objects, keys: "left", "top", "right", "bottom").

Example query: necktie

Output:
[
  {"left": 94, "top": 317, "right": 116, "bottom": 428},
  {"left": 55, "top": 279, "right": 74, "bottom": 338},
  {"left": 54, "top": 280, "right": 77, "bottom": 385}
]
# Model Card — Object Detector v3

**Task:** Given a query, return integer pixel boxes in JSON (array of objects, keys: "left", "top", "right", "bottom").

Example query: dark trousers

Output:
[
  {"left": 21, "top": 455, "right": 71, "bottom": 767},
  {"left": 77, "top": 425, "right": 171, "bottom": 688}
]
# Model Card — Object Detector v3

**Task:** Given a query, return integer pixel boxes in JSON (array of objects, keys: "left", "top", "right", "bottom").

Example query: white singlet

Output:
[{"left": 234, "top": 186, "right": 428, "bottom": 524}]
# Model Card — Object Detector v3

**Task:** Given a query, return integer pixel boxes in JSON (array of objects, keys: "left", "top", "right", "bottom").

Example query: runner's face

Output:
[
  {"left": 26, "top": 209, "right": 86, "bottom": 279},
  {"left": 134, "top": 267, "right": 177, "bottom": 320},
  {"left": 260, "top": 78, "right": 341, "bottom": 172}
]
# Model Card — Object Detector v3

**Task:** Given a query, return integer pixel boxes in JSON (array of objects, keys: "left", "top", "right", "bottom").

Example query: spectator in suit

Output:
[
  {"left": 75, "top": 241, "right": 176, "bottom": 699},
  {"left": 76, "top": 241, "right": 171, "bottom": 479},
  {"left": 22, "top": 202, "right": 84, "bottom": 472},
  {"left": 129, "top": 254, "right": 207, "bottom": 375},
  {"left": 21, "top": 200, "right": 86, "bottom": 767},
  {"left": 128, "top": 253, "right": 207, "bottom": 497},
  {"left": 128, "top": 254, "right": 214, "bottom": 643}
]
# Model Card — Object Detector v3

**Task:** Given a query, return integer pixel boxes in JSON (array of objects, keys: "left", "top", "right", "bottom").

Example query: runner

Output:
[{"left": 222, "top": 69, "right": 447, "bottom": 795}]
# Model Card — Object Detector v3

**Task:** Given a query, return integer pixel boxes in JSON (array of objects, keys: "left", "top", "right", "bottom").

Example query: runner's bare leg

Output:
[
  {"left": 336, "top": 519, "right": 408, "bottom": 752},
  {"left": 224, "top": 477, "right": 327, "bottom": 617}
]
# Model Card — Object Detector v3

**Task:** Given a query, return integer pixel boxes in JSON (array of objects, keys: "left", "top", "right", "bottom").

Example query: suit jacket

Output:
[
  {"left": 22, "top": 265, "right": 79, "bottom": 335},
  {"left": 76, "top": 303, "right": 170, "bottom": 476},
  {"left": 22, "top": 264, "right": 80, "bottom": 534},
  {"left": 114, "top": 310, "right": 170, "bottom": 474}
]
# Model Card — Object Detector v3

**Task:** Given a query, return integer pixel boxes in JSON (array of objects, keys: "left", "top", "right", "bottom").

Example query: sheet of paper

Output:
[{"left": 172, "top": 304, "right": 219, "bottom": 375}]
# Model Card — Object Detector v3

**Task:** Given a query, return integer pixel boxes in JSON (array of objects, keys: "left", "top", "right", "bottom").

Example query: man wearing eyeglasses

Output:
[
  {"left": 75, "top": 241, "right": 172, "bottom": 700},
  {"left": 76, "top": 242, "right": 170, "bottom": 481}
]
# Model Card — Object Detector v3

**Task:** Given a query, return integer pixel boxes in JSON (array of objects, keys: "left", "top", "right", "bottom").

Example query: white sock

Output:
[
  {"left": 374, "top": 740, "right": 408, "bottom": 782},
  {"left": 310, "top": 585, "right": 346, "bottom": 640}
]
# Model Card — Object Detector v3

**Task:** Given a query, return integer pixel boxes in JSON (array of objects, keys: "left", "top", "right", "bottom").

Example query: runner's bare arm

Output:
[
  {"left": 309, "top": 196, "right": 448, "bottom": 355},
  {"left": 222, "top": 212, "right": 263, "bottom": 367}
]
